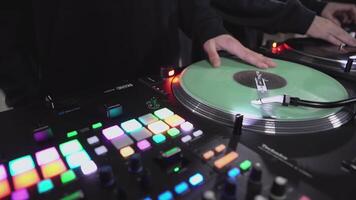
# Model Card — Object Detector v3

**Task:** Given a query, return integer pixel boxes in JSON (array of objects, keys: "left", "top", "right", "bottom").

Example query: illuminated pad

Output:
[
  {"left": 189, "top": 173, "right": 204, "bottom": 186},
  {"left": 60, "top": 170, "right": 76, "bottom": 184},
  {"left": 11, "top": 189, "right": 29, "bottom": 200},
  {"left": 13, "top": 169, "right": 40, "bottom": 190},
  {"left": 36, "top": 147, "right": 60, "bottom": 166},
  {"left": 130, "top": 127, "right": 152, "bottom": 141},
  {"left": 0, "top": 165, "right": 7, "bottom": 181},
  {"left": 214, "top": 152, "right": 239, "bottom": 169},
  {"left": 9, "top": 155, "right": 35, "bottom": 176},
  {"left": 80, "top": 160, "right": 98, "bottom": 175},
  {"left": 65, "top": 150, "right": 91, "bottom": 169},
  {"left": 121, "top": 119, "right": 142, "bottom": 133},
  {"left": 152, "top": 134, "right": 166, "bottom": 144},
  {"left": 147, "top": 121, "right": 170, "bottom": 134},
  {"left": 41, "top": 159, "right": 67, "bottom": 179},
  {"left": 120, "top": 146, "right": 135, "bottom": 158},
  {"left": 0, "top": 180, "right": 11, "bottom": 199},
  {"left": 164, "top": 114, "right": 185, "bottom": 127},
  {"left": 138, "top": 113, "right": 158, "bottom": 126},
  {"left": 154, "top": 108, "right": 174, "bottom": 120},
  {"left": 111, "top": 134, "right": 134, "bottom": 150},
  {"left": 167, "top": 128, "right": 180, "bottom": 138},
  {"left": 59, "top": 140, "right": 83, "bottom": 157},
  {"left": 37, "top": 179, "right": 54, "bottom": 194},
  {"left": 180, "top": 121, "right": 194, "bottom": 132},
  {"left": 102, "top": 125, "right": 124, "bottom": 140}
]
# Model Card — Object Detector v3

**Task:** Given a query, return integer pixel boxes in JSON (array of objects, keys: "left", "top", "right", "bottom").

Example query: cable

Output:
[{"left": 289, "top": 97, "right": 356, "bottom": 108}]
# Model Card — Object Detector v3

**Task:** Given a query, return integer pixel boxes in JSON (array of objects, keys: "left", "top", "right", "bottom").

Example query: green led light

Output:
[
  {"left": 60, "top": 170, "right": 77, "bottom": 184},
  {"left": 162, "top": 147, "right": 181, "bottom": 158},
  {"left": 167, "top": 128, "right": 180, "bottom": 138},
  {"left": 152, "top": 134, "right": 166, "bottom": 144},
  {"left": 173, "top": 167, "right": 180, "bottom": 173},
  {"left": 60, "top": 190, "right": 84, "bottom": 200},
  {"left": 92, "top": 122, "right": 103, "bottom": 129},
  {"left": 37, "top": 179, "right": 54, "bottom": 194},
  {"left": 240, "top": 160, "right": 252, "bottom": 171},
  {"left": 67, "top": 131, "right": 78, "bottom": 138}
]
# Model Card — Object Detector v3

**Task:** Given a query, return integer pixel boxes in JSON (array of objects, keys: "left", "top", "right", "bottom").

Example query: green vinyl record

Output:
[{"left": 172, "top": 58, "right": 353, "bottom": 134}]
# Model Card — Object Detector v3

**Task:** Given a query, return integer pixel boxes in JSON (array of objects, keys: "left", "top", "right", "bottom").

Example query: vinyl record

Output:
[{"left": 172, "top": 58, "right": 353, "bottom": 134}]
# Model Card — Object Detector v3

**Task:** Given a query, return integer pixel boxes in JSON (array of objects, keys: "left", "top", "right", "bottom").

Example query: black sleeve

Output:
[
  {"left": 178, "top": 0, "right": 228, "bottom": 46},
  {"left": 211, "top": 0, "right": 316, "bottom": 34},
  {"left": 299, "top": 0, "right": 327, "bottom": 15}
]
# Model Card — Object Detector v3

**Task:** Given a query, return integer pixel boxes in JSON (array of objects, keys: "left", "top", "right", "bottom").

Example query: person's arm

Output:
[
  {"left": 178, "top": 0, "right": 276, "bottom": 68},
  {"left": 299, "top": 0, "right": 327, "bottom": 15}
]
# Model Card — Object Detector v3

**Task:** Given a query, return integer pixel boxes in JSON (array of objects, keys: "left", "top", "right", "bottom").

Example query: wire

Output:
[{"left": 289, "top": 97, "right": 356, "bottom": 108}]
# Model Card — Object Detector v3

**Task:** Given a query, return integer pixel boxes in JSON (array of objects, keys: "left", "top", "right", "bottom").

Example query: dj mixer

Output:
[{"left": 1, "top": 56, "right": 356, "bottom": 199}]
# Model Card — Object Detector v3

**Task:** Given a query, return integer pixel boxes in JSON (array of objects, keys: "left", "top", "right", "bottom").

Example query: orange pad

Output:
[
  {"left": 0, "top": 180, "right": 11, "bottom": 199},
  {"left": 202, "top": 150, "right": 215, "bottom": 161},
  {"left": 214, "top": 152, "right": 238, "bottom": 170},
  {"left": 13, "top": 169, "right": 40, "bottom": 190}
]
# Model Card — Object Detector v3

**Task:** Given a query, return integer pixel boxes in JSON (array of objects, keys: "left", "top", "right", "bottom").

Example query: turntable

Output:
[
  {"left": 260, "top": 35, "right": 356, "bottom": 82},
  {"left": 172, "top": 58, "right": 354, "bottom": 135}
]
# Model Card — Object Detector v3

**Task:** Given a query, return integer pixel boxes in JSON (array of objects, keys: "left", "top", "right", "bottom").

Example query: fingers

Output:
[
  {"left": 329, "top": 16, "right": 341, "bottom": 26},
  {"left": 203, "top": 40, "right": 221, "bottom": 67},
  {"left": 332, "top": 25, "right": 356, "bottom": 46}
]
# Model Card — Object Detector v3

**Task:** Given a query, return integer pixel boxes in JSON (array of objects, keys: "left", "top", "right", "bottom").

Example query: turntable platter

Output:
[{"left": 172, "top": 58, "right": 353, "bottom": 134}]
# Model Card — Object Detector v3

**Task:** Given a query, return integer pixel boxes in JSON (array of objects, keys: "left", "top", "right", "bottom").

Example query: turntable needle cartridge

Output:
[{"left": 251, "top": 95, "right": 286, "bottom": 105}]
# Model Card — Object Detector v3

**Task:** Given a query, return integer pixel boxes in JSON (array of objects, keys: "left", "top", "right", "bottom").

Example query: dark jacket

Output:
[
  {"left": 0, "top": 0, "right": 226, "bottom": 106},
  {"left": 211, "top": 0, "right": 327, "bottom": 48}
]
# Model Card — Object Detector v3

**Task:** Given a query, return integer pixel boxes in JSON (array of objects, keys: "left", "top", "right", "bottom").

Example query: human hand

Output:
[
  {"left": 306, "top": 16, "right": 356, "bottom": 47},
  {"left": 203, "top": 34, "right": 277, "bottom": 68},
  {"left": 321, "top": 2, "right": 356, "bottom": 26}
]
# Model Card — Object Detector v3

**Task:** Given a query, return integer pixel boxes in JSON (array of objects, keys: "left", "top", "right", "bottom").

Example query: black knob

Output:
[
  {"left": 269, "top": 176, "right": 288, "bottom": 200},
  {"left": 247, "top": 163, "right": 263, "bottom": 199},
  {"left": 99, "top": 165, "right": 116, "bottom": 188},
  {"left": 138, "top": 170, "right": 151, "bottom": 191},
  {"left": 116, "top": 186, "right": 127, "bottom": 200},
  {"left": 222, "top": 178, "right": 237, "bottom": 200},
  {"left": 202, "top": 190, "right": 216, "bottom": 200},
  {"left": 128, "top": 154, "right": 143, "bottom": 174}
]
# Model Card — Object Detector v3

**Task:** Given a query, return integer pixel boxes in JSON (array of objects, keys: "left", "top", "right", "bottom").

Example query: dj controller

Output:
[{"left": 1, "top": 36, "right": 356, "bottom": 200}]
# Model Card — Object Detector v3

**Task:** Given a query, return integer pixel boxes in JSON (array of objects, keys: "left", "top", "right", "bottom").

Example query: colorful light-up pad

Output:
[
  {"left": 0, "top": 180, "right": 11, "bottom": 199},
  {"left": 13, "top": 169, "right": 40, "bottom": 190},
  {"left": 154, "top": 108, "right": 174, "bottom": 120},
  {"left": 35, "top": 147, "right": 60, "bottom": 166},
  {"left": 0, "top": 165, "right": 7, "bottom": 181},
  {"left": 138, "top": 113, "right": 158, "bottom": 126},
  {"left": 37, "top": 179, "right": 54, "bottom": 194},
  {"left": 59, "top": 140, "right": 84, "bottom": 157},
  {"left": 60, "top": 170, "right": 76, "bottom": 184},
  {"left": 147, "top": 121, "right": 170, "bottom": 134},
  {"left": 130, "top": 127, "right": 152, "bottom": 141},
  {"left": 9, "top": 155, "right": 35, "bottom": 176},
  {"left": 189, "top": 173, "right": 204, "bottom": 186},
  {"left": 102, "top": 126, "right": 124, "bottom": 140},
  {"left": 111, "top": 134, "right": 134, "bottom": 150},
  {"left": 11, "top": 188, "right": 29, "bottom": 200},
  {"left": 65, "top": 150, "right": 91, "bottom": 169},
  {"left": 121, "top": 119, "right": 143, "bottom": 133},
  {"left": 164, "top": 114, "right": 185, "bottom": 127},
  {"left": 41, "top": 159, "right": 67, "bottom": 179}
]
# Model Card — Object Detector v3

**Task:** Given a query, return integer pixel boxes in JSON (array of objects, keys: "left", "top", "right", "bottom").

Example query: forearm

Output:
[{"left": 299, "top": 0, "right": 327, "bottom": 15}]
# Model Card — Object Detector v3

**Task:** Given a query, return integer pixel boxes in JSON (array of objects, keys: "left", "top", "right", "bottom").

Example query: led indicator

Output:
[
  {"left": 80, "top": 160, "right": 98, "bottom": 175},
  {"left": 168, "top": 70, "right": 175, "bottom": 77},
  {"left": 92, "top": 122, "right": 103, "bottom": 129},
  {"left": 41, "top": 159, "right": 67, "bottom": 179},
  {"left": 60, "top": 190, "right": 84, "bottom": 200},
  {"left": 60, "top": 170, "right": 76, "bottom": 184},
  {"left": 120, "top": 146, "right": 135, "bottom": 158},
  {"left": 154, "top": 108, "right": 174, "bottom": 120},
  {"left": 37, "top": 179, "right": 54, "bottom": 194},
  {"left": 59, "top": 139, "right": 83, "bottom": 157},
  {"left": 137, "top": 140, "right": 151, "bottom": 151},
  {"left": 9, "top": 155, "right": 35, "bottom": 176},
  {"left": 240, "top": 160, "right": 252, "bottom": 171},
  {"left": 13, "top": 169, "right": 40, "bottom": 190},
  {"left": 272, "top": 42, "right": 278, "bottom": 48},
  {"left": 167, "top": 128, "right": 180, "bottom": 138},
  {"left": 158, "top": 190, "right": 173, "bottom": 200},
  {"left": 228, "top": 167, "right": 241, "bottom": 179},
  {"left": 147, "top": 121, "right": 170, "bottom": 134},
  {"left": 189, "top": 173, "right": 204, "bottom": 186},
  {"left": 174, "top": 181, "right": 189, "bottom": 195},
  {"left": 121, "top": 119, "right": 143, "bottom": 133},
  {"left": 152, "top": 134, "right": 166, "bottom": 144},
  {"left": 67, "top": 131, "right": 78, "bottom": 138},
  {"left": 102, "top": 125, "right": 124, "bottom": 140},
  {"left": 65, "top": 150, "right": 91, "bottom": 169},
  {"left": 173, "top": 167, "right": 180, "bottom": 173},
  {"left": 35, "top": 147, "right": 60, "bottom": 166}
]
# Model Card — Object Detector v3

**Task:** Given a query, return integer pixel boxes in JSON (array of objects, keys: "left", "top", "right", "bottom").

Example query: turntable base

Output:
[{"left": 173, "top": 58, "right": 353, "bottom": 134}]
